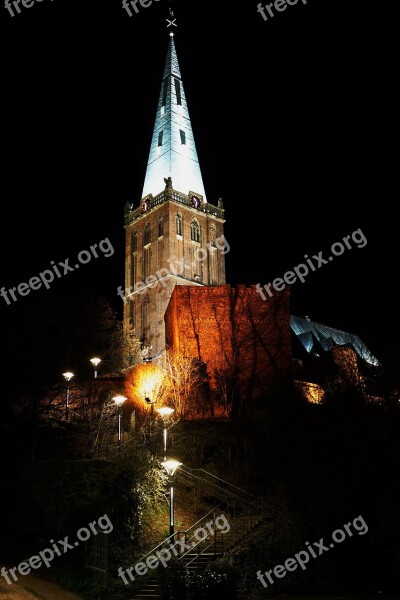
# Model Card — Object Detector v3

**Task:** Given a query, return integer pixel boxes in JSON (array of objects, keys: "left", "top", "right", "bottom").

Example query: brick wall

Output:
[{"left": 165, "top": 284, "right": 292, "bottom": 411}]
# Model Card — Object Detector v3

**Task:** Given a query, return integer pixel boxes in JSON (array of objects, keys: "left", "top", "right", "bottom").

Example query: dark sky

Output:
[{"left": 0, "top": 0, "right": 397, "bottom": 368}]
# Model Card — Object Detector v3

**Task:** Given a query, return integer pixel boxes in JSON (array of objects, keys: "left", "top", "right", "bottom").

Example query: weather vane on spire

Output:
[{"left": 166, "top": 1, "right": 177, "bottom": 32}]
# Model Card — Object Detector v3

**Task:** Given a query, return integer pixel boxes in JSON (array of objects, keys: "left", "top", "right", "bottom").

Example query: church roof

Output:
[
  {"left": 290, "top": 315, "right": 380, "bottom": 366},
  {"left": 141, "top": 34, "right": 207, "bottom": 202}
]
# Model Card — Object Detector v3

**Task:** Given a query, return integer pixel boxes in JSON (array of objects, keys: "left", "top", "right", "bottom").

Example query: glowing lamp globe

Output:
[
  {"left": 113, "top": 395, "right": 127, "bottom": 407},
  {"left": 156, "top": 407, "right": 175, "bottom": 418},
  {"left": 161, "top": 459, "right": 182, "bottom": 477}
]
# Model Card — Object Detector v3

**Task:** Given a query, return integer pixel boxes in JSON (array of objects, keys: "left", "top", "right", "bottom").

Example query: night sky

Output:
[{"left": 0, "top": 0, "right": 397, "bottom": 369}]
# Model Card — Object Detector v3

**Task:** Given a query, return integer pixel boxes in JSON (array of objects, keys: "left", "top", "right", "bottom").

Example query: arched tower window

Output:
[
  {"left": 176, "top": 213, "right": 183, "bottom": 236},
  {"left": 191, "top": 219, "right": 201, "bottom": 243},
  {"left": 131, "top": 231, "right": 137, "bottom": 252},
  {"left": 158, "top": 217, "right": 164, "bottom": 238},
  {"left": 143, "top": 223, "right": 151, "bottom": 246},
  {"left": 130, "top": 300, "right": 136, "bottom": 329},
  {"left": 209, "top": 225, "right": 216, "bottom": 244}
]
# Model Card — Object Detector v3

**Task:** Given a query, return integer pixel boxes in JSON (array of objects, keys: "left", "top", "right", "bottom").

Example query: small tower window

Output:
[
  {"left": 158, "top": 216, "right": 164, "bottom": 238},
  {"left": 143, "top": 247, "right": 150, "bottom": 279},
  {"left": 176, "top": 213, "right": 182, "bottom": 237},
  {"left": 209, "top": 225, "right": 216, "bottom": 243},
  {"left": 174, "top": 78, "right": 182, "bottom": 105},
  {"left": 130, "top": 300, "right": 136, "bottom": 329},
  {"left": 191, "top": 220, "right": 201, "bottom": 243},
  {"left": 158, "top": 131, "right": 164, "bottom": 147},
  {"left": 180, "top": 130, "right": 186, "bottom": 145},
  {"left": 144, "top": 223, "right": 151, "bottom": 246},
  {"left": 131, "top": 231, "right": 137, "bottom": 253},
  {"left": 131, "top": 254, "right": 137, "bottom": 288}
]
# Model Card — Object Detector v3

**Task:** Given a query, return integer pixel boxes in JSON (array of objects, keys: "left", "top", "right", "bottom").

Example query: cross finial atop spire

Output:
[{"left": 166, "top": 2, "right": 177, "bottom": 33}]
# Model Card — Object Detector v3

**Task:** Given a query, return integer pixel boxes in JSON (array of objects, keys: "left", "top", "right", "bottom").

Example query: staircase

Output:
[
  {"left": 130, "top": 578, "right": 160, "bottom": 599},
  {"left": 129, "top": 469, "right": 273, "bottom": 599}
]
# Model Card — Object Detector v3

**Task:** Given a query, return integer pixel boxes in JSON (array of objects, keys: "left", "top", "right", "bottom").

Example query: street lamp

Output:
[
  {"left": 113, "top": 395, "right": 127, "bottom": 452},
  {"left": 162, "top": 459, "right": 182, "bottom": 539},
  {"left": 145, "top": 396, "right": 156, "bottom": 414},
  {"left": 145, "top": 396, "right": 157, "bottom": 442},
  {"left": 156, "top": 407, "right": 175, "bottom": 459},
  {"left": 90, "top": 357, "right": 101, "bottom": 378},
  {"left": 63, "top": 372, "right": 74, "bottom": 421}
]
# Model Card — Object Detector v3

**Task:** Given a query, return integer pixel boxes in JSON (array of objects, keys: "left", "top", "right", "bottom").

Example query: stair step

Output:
[
  {"left": 129, "top": 485, "right": 271, "bottom": 598},
  {"left": 137, "top": 586, "right": 160, "bottom": 590},
  {"left": 131, "top": 588, "right": 161, "bottom": 599},
  {"left": 131, "top": 594, "right": 161, "bottom": 599}
]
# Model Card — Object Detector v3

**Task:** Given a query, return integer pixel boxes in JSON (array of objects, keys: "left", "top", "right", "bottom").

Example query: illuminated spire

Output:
[{"left": 141, "top": 28, "right": 207, "bottom": 202}]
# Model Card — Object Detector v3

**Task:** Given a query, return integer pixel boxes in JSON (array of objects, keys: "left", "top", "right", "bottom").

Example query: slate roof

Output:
[{"left": 291, "top": 315, "right": 380, "bottom": 366}]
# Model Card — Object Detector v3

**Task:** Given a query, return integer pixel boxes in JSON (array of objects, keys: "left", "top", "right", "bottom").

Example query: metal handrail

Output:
[
  {"left": 180, "top": 496, "right": 266, "bottom": 567},
  {"left": 182, "top": 466, "right": 256, "bottom": 499},
  {"left": 124, "top": 483, "right": 270, "bottom": 582},
  {"left": 176, "top": 502, "right": 225, "bottom": 537},
  {"left": 179, "top": 468, "right": 251, "bottom": 503},
  {"left": 133, "top": 502, "right": 225, "bottom": 568}
]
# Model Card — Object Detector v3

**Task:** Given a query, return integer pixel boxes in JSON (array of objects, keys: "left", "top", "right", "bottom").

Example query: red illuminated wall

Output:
[{"left": 164, "top": 284, "right": 292, "bottom": 412}]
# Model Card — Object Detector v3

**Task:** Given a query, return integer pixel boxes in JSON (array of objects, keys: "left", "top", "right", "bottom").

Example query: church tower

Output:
[{"left": 123, "top": 30, "right": 226, "bottom": 358}]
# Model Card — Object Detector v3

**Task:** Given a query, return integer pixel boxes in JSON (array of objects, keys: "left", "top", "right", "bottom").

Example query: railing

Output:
[
  {"left": 130, "top": 502, "right": 224, "bottom": 575},
  {"left": 124, "top": 189, "right": 225, "bottom": 226},
  {"left": 180, "top": 466, "right": 256, "bottom": 500},
  {"left": 126, "top": 489, "right": 269, "bottom": 584},
  {"left": 178, "top": 466, "right": 257, "bottom": 518},
  {"left": 179, "top": 495, "right": 266, "bottom": 568}
]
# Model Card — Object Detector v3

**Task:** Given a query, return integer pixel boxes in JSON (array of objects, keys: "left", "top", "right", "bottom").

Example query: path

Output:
[{"left": 0, "top": 572, "right": 84, "bottom": 600}]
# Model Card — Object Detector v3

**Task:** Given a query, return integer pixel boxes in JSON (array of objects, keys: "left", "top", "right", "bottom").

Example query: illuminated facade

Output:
[
  {"left": 290, "top": 315, "right": 380, "bottom": 367},
  {"left": 122, "top": 35, "right": 380, "bottom": 409},
  {"left": 165, "top": 284, "right": 292, "bottom": 413},
  {"left": 291, "top": 316, "right": 381, "bottom": 404},
  {"left": 123, "top": 33, "right": 226, "bottom": 356}
]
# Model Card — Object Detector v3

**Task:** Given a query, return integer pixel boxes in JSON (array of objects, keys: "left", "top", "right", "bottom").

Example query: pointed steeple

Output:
[
  {"left": 163, "top": 34, "right": 181, "bottom": 80},
  {"left": 141, "top": 33, "right": 207, "bottom": 202}
]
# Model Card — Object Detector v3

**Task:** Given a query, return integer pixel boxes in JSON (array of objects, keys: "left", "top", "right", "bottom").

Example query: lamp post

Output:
[
  {"left": 63, "top": 372, "right": 74, "bottom": 421},
  {"left": 90, "top": 357, "right": 101, "bottom": 379},
  {"left": 156, "top": 407, "right": 175, "bottom": 459},
  {"left": 161, "top": 459, "right": 182, "bottom": 539},
  {"left": 145, "top": 396, "right": 156, "bottom": 414},
  {"left": 113, "top": 395, "right": 127, "bottom": 452},
  {"left": 145, "top": 396, "right": 156, "bottom": 442}
]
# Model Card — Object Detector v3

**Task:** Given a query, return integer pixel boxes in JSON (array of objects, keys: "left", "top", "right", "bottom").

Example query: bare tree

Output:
[
  {"left": 162, "top": 350, "right": 202, "bottom": 419},
  {"left": 110, "top": 322, "right": 142, "bottom": 373}
]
